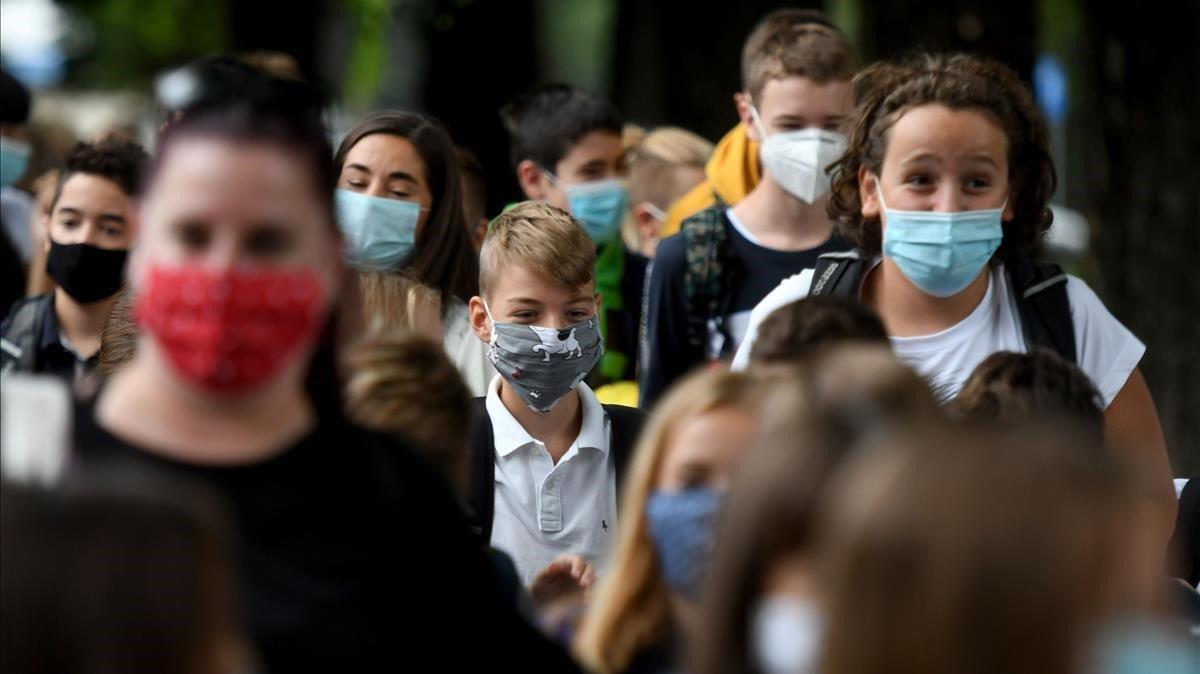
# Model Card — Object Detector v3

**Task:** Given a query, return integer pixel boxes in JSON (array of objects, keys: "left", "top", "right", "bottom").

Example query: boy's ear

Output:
[
  {"left": 593, "top": 292, "right": 602, "bottom": 318},
  {"left": 734, "top": 92, "right": 762, "bottom": 143},
  {"left": 516, "top": 159, "right": 548, "bottom": 201},
  {"left": 468, "top": 295, "right": 493, "bottom": 343}
]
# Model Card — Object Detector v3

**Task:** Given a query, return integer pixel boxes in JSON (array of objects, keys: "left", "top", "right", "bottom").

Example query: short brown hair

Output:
[
  {"left": 479, "top": 201, "right": 595, "bottom": 298},
  {"left": 749, "top": 295, "right": 888, "bottom": 367},
  {"left": 741, "top": 9, "right": 857, "bottom": 102},
  {"left": 828, "top": 53, "right": 1057, "bottom": 259},
  {"left": 343, "top": 334, "right": 472, "bottom": 496},
  {"left": 949, "top": 349, "right": 1104, "bottom": 440}
]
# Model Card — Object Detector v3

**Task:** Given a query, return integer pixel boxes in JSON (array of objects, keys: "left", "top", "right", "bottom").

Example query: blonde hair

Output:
[
  {"left": 479, "top": 201, "right": 595, "bottom": 299},
  {"left": 621, "top": 127, "right": 714, "bottom": 251},
  {"left": 574, "top": 369, "right": 767, "bottom": 674},
  {"left": 356, "top": 272, "right": 443, "bottom": 340},
  {"left": 343, "top": 333, "right": 472, "bottom": 495}
]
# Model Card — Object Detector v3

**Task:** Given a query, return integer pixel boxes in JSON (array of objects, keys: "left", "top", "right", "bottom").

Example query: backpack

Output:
[
  {"left": 466, "top": 397, "right": 645, "bottom": 542},
  {"left": 681, "top": 203, "right": 738, "bottom": 359},
  {"left": 808, "top": 250, "right": 1077, "bottom": 363}
]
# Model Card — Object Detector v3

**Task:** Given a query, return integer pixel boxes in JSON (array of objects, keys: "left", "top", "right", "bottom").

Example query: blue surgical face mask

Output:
[
  {"left": 0, "top": 137, "right": 32, "bottom": 188},
  {"left": 644, "top": 487, "right": 722, "bottom": 599},
  {"left": 1087, "top": 618, "right": 1198, "bottom": 674},
  {"left": 334, "top": 188, "right": 425, "bottom": 272},
  {"left": 878, "top": 185, "right": 1006, "bottom": 298},
  {"left": 546, "top": 172, "right": 628, "bottom": 245}
]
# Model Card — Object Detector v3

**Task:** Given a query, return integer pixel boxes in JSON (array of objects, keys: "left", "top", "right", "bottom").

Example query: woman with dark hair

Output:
[
  {"left": 72, "top": 69, "right": 577, "bottom": 672},
  {"left": 333, "top": 111, "right": 493, "bottom": 394}
]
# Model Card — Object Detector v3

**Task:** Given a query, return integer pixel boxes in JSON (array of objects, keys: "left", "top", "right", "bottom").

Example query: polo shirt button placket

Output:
[{"left": 539, "top": 473, "right": 562, "bottom": 533}]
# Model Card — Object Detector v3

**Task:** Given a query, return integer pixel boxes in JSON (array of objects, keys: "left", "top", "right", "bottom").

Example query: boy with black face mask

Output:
[{"left": 1, "top": 137, "right": 147, "bottom": 385}]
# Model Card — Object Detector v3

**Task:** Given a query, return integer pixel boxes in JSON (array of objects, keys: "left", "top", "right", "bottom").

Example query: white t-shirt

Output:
[
  {"left": 485, "top": 376, "right": 618, "bottom": 586},
  {"left": 732, "top": 261, "right": 1145, "bottom": 406}
]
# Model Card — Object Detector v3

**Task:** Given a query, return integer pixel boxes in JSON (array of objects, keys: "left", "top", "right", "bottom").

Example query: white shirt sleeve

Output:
[
  {"left": 1065, "top": 276, "right": 1145, "bottom": 407},
  {"left": 730, "top": 268, "right": 815, "bottom": 371}
]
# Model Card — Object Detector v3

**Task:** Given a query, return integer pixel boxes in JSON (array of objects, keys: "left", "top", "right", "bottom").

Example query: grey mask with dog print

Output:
[{"left": 485, "top": 304, "right": 604, "bottom": 414}]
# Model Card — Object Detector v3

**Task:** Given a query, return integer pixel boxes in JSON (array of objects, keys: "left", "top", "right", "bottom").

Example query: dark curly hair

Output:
[
  {"left": 53, "top": 136, "right": 150, "bottom": 205},
  {"left": 827, "top": 53, "right": 1057, "bottom": 259}
]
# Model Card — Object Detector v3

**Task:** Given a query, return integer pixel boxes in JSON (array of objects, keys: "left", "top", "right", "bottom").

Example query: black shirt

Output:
[
  {"left": 639, "top": 209, "right": 847, "bottom": 407},
  {"left": 0, "top": 293, "right": 98, "bottom": 384},
  {"left": 73, "top": 399, "right": 581, "bottom": 673},
  {"left": 37, "top": 295, "right": 98, "bottom": 384}
]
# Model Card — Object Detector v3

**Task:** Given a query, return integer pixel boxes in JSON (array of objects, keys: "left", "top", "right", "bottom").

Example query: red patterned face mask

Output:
[{"left": 135, "top": 264, "right": 326, "bottom": 394}]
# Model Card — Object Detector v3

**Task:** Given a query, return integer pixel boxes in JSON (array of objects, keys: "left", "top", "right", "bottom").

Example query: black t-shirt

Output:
[
  {"left": 639, "top": 208, "right": 847, "bottom": 407},
  {"left": 73, "top": 399, "right": 580, "bottom": 673}
]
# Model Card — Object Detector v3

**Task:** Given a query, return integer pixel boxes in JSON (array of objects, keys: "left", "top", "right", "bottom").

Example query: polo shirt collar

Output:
[{"left": 485, "top": 375, "right": 609, "bottom": 458}]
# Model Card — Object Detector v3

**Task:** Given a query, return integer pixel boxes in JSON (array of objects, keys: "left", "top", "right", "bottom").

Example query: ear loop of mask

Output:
[
  {"left": 642, "top": 202, "right": 667, "bottom": 222},
  {"left": 745, "top": 93, "right": 770, "bottom": 140},
  {"left": 482, "top": 301, "right": 499, "bottom": 347}
]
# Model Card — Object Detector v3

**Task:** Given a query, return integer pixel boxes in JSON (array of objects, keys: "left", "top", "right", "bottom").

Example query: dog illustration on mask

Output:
[{"left": 531, "top": 323, "right": 587, "bottom": 362}]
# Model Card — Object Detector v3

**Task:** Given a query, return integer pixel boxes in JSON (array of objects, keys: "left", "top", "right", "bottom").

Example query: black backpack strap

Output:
[
  {"left": 808, "top": 250, "right": 866, "bottom": 298},
  {"left": 466, "top": 396, "right": 496, "bottom": 542},
  {"left": 0, "top": 294, "right": 51, "bottom": 374},
  {"left": 682, "top": 204, "right": 739, "bottom": 358},
  {"left": 1005, "top": 257, "right": 1077, "bottom": 364},
  {"left": 601, "top": 403, "right": 646, "bottom": 490}
]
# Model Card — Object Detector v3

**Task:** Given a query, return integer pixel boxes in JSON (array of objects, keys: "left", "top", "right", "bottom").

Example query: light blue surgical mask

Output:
[
  {"left": 545, "top": 172, "right": 628, "bottom": 245},
  {"left": 1087, "top": 618, "right": 1198, "bottom": 674},
  {"left": 334, "top": 188, "right": 424, "bottom": 272},
  {"left": 0, "top": 137, "right": 32, "bottom": 188},
  {"left": 878, "top": 186, "right": 1006, "bottom": 298},
  {"left": 644, "top": 487, "right": 723, "bottom": 599}
]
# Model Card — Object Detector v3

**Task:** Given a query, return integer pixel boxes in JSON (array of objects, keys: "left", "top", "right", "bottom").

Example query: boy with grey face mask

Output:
[{"left": 465, "top": 201, "right": 645, "bottom": 610}]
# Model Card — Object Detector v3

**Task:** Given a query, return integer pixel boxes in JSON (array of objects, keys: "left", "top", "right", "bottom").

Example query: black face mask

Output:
[{"left": 45, "top": 241, "right": 128, "bottom": 303}]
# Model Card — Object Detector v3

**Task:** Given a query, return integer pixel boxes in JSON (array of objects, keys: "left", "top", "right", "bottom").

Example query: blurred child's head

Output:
[
  {"left": 344, "top": 333, "right": 472, "bottom": 496},
  {"left": 624, "top": 127, "right": 713, "bottom": 256},
  {"left": 950, "top": 348, "right": 1104, "bottom": 442},
  {"left": 748, "top": 295, "right": 888, "bottom": 372}
]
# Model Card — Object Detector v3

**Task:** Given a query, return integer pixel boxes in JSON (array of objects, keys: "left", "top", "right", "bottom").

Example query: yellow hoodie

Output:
[{"left": 660, "top": 122, "right": 761, "bottom": 237}]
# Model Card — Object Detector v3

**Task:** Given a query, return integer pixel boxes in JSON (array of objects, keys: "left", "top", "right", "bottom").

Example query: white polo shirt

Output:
[{"left": 485, "top": 375, "right": 618, "bottom": 586}]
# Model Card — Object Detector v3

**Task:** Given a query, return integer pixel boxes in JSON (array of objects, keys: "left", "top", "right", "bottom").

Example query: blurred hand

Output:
[{"left": 529, "top": 554, "right": 596, "bottom": 607}]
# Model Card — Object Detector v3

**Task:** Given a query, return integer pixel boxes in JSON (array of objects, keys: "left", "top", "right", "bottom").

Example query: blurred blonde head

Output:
[
  {"left": 622, "top": 127, "right": 713, "bottom": 255},
  {"left": 356, "top": 271, "right": 443, "bottom": 341},
  {"left": 343, "top": 333, "right": 471, "bottom": 495},
  {"left": 574, "top": 368, "right": 769, "bottom": 674}
]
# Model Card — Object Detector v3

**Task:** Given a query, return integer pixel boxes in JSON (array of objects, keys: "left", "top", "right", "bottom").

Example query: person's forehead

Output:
[
  {"left": 758, "top": 76, "right": 853, "bottom": 115},
  {"left": 147, "top": 139, "right": 324, "bottom": 223},
  {"left": 886, "top": 105, "right": 1008, "bottom": 162},
  {"left": 56, "top": 173, "right": 130, "bottom": 210},
  {"left": 662, "top": 407, "right": 754, "bottom": 466},
  {"left": 558, "top": 130, "right": 623, "bottom": 167},
  {"left": 344, "top": 134, "right": 425, "bottom": 177},
  {"left": 491, "top": 263, "right": 593, "bottom": 302}
]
